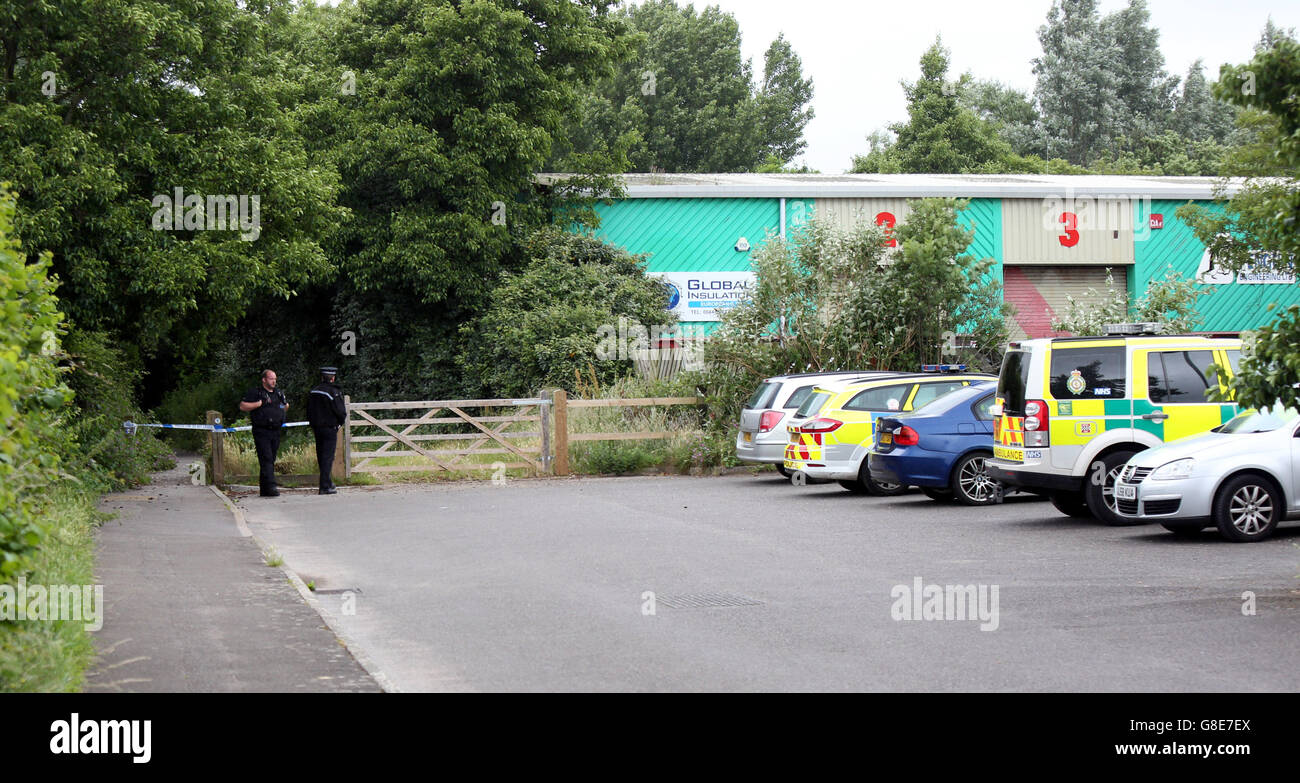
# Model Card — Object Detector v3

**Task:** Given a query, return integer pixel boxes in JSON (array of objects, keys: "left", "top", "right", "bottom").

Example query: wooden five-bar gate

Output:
[{"left": 344, "top": 397, "right": 552, "bottom": 478}]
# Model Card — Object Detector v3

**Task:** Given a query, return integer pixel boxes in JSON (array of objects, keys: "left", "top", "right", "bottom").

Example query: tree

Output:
[
  {"left": 0, "top": 0, "right": 345, "bottom": 379},
  {"left": 456, "top": 229, "right": 675, "bottom": 397},
  {"left": 699, "top": 200, "right": 1009, "bottom": 424},
  {"left": 853, "top": 40, "right": 1015, "bottom": 174},
  {"left": 555, "top": 1, "right": 813, "bottom": 173},
  {"left": 1176, "top": 30, "right": 1300, "bottom": 410},
  {"left": 756, "top": 34, "right": 815, "bottom": 166},
  {"left": 960, "top": 80, "right": 1044, "bottom": 158},
  {"left": 1033, "top": 0, "right": 1120, "bottom": 165}
]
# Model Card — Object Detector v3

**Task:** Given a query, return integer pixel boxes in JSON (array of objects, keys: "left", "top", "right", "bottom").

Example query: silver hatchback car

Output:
[
  {"left": 735, "top": 371, "right": 893, "bottom": 475},
  {"left": 1115, "top": 404, "right": 1300, "bottom": 542}
]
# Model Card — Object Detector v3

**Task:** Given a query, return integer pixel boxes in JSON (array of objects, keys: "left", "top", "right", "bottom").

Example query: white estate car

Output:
[{"left": 1114, "top": 404, "right": 1300, "bottom": 542}]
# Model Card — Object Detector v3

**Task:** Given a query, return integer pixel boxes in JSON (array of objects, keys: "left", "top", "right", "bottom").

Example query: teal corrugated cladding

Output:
[
  {"left": 592, "top": 198, "right": 781, "bottom": 273},
  {"left": 1133, "top": 199, "right": 1300, "bottom": 331},
  {"left": 958, "top": 198, "right": 1002, "bottom": 282}
]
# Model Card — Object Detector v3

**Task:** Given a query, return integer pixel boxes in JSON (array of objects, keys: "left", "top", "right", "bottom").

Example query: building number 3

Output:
[{"left": 1058, "top": 211, "right": 1080, "bottom": 247}]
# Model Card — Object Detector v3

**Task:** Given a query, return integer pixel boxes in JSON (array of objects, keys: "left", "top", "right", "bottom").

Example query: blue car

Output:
[{"left": 868, "top": 382, "right": 1001, "bottom": 505}]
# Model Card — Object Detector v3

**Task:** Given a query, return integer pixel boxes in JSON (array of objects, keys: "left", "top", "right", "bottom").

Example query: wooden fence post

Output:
[
  {"left": 539, "top": 394, "right": 551, "bottom": 476},
  {"left": 552, "top": 389, "right": 569, "bottom": 476},
  {"left": 206, "top": 410, "right": 224, "bottom": 486},
  {"left": 342, "top": 395, "right": 353, "bottom": 480}
]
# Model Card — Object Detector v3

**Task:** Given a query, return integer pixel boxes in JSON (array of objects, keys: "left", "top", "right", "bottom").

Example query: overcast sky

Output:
[{"left": 676, "top": 0, "right": 1298, "bottom": 173}]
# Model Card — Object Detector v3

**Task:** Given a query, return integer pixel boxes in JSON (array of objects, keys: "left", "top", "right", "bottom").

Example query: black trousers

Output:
[
  {"left": 313, "top": 425, "right": 338, "bottom": 491},
  {"left": 252, "top": 427, "right": 281, "bottom": 494}
]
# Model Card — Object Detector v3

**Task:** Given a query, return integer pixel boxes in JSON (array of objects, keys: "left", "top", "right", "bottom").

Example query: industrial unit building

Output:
[{"left": 554, "top": 173, "right": 1297, "bottom": 339}]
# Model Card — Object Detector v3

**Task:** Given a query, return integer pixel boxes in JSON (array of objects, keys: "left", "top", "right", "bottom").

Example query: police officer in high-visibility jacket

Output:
[
  {"left": 307, "top": 366, "right": 347, "bottom": 495},
  {"left": 240, "top": 369, "right": 289, "bottom": 497}
]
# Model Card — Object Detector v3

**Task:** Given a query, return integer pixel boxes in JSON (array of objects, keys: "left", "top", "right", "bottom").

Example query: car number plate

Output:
[
  {"left": 994, "top": 445, "right": 1023, "bottom": 462},
  {"left": 879, "top": 433, "right": 892, "bottom": 445},
  {"left": 743, "top": 432, "right": 752, "bottom": 443},
  {"left": 1116, "top": 484, "right": 1136, "bottom": 500}
]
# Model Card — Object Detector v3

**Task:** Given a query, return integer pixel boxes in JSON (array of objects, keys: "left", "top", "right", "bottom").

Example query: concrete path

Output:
[{"left": 86, "top": 456, "right": 380, "bottom": 692}]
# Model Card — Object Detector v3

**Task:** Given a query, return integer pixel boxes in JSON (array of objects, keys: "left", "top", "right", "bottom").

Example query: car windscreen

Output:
[
  {"left": 1219, "top": 404, "right": 1300, "bottom": 434},
  {"left": 783, "top": 384, "right": 818, "bottom": 410},
  {"left": 794, "top": 390, "right": 833, "bottom": 418},
  {"left": 745, "top": 382, "right": 779, "bottom": 409},
  {"left": 998, "top": 351, "right": 1030, "bottom": 412}
]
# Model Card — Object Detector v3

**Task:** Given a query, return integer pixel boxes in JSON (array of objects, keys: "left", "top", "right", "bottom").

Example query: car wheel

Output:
[
  {"left": 776, "top": 465, "right": 793, "bottom": 478},
  {"left": 1214, "top": 474, "right": 1282, "bottom": 543},
  {"left": 921, "top": 486, "right": 954, "bottom": 502},
  {"left": 1049, "top": 491, "right": 1092, "bottom": 519},
  {"left": 859, "top": 461, "right": 907, "bottom": 496},
  {"left": 1160, "top": 523, "right": 1203, "bottom": 539},
  {"left": 951, "top": 452, "right": 999, "bottom": 506},
  {"left": 837, "top": 479, "right": 869, "bottom": 493},
  {"left": 1083, "top": 450, "right": 1140, "bottom": 526}
]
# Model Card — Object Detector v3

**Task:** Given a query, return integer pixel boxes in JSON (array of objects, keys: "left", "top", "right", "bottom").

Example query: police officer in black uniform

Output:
[
  {"left": 240, "top": 369, "right": 289, "bottom": 497},
  {"left": 307, "top": 366, "right": 347, "bottom": 495}
]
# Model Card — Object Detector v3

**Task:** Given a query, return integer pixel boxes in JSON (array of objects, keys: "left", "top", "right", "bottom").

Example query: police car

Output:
[
  {"left": 783, "top": 366, "right": 995, "bottom": 494},
  {"left": 985, "top": 323, "right": 1242, "bottom": 525}
]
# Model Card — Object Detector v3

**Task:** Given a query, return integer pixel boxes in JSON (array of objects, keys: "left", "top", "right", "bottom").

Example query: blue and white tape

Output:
[{"left": 123, "top": 421, "right": 311, "bottom": 436}]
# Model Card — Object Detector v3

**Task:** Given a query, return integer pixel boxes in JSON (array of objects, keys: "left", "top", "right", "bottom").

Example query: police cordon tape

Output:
[{"left": 123, "top": 420, "right": 311, "bottom": 436}]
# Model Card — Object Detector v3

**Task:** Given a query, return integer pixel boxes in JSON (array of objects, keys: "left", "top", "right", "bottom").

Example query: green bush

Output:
[
  {"left": 457, "top": 228, "right": 677, "bottom": 397},
  {"left": 0, "top": 185, "right": 70, "bottom": 581},
  {"left": 62, "top": 329, "right": 173, "bottom": 489}
]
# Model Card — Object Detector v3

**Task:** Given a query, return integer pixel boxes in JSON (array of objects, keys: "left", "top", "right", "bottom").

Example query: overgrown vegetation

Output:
[
  {"left": 687, "top": 200, "right": 1009, "bottom": 438},
  {"left": 1, "top": 187, "right": 170, "bottom": 692},
  {"left": 1050, "top": 267, "right": 1210, "bottom": 336}
]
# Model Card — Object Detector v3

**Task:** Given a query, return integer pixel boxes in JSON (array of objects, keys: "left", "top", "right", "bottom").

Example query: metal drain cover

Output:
[{"left": 656, "top": 592, "right": 762, "bottom": 609}]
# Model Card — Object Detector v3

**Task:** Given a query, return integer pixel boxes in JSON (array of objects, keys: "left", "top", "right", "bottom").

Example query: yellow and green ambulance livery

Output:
[
  {"left": 986, "top": 323, "right": 1241, "bottom": 525},
  {"left": 784, "top": 367, "right": 995, "bottom": 494}
]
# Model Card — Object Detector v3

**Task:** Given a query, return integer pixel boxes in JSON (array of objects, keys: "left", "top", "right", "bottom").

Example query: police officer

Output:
[
  {"left": 307, "top": 366, "right": 347, "bottom": 495},
  {"left": 240, "top": 369, "right": 289, "bottom": 497}
]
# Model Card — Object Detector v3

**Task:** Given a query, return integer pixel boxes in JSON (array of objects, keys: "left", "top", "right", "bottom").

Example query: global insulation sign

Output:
[{"left": 653, "top": 272, "right": 755, "bottom": 321}]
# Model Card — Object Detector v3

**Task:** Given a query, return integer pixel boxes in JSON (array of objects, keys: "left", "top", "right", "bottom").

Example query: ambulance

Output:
[{"left": 985, "top": 323, "right": 1242, "bottom": 525}]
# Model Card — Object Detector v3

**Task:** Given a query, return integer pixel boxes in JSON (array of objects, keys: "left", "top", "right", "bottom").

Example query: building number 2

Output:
[
  {"left": 875, "top": 212, "right": 897, "bottom": 248},
  {"left": 1058, "top": 211, "right": 1080, "bottom": 247}
]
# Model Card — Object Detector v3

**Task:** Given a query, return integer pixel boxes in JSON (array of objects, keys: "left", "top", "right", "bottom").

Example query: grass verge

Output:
[{"left": 0, "top": 484, "right": 109, "bottom": 692}]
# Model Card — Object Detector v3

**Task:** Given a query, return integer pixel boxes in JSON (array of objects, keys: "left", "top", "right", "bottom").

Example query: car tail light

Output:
[
  {"left": 894, "top": 425, "right": 920, "bottom": 446},
  {"left": 1023, "top": 399, "right": 1049, "bottom": 447},
  {"left": 800, "top": 418, "right": 843, "bottom": 433},
  {"left": 758, "top": 411, "right": 785, "bottom": 433}
]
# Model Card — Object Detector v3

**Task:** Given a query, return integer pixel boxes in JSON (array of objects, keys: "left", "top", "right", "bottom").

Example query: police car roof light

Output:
[{"left": 921, "top": 364, "right": 967, "bottom": 373}]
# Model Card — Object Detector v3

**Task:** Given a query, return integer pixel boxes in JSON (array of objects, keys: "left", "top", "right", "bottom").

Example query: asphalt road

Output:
[{"left": 237, "top": 473, "right": 1300, "bottom": 692}]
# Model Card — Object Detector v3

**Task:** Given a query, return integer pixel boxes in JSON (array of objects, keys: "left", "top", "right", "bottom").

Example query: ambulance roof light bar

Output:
[{"left": 1104, "top": 322, "right": 1164, "bottom": 336}]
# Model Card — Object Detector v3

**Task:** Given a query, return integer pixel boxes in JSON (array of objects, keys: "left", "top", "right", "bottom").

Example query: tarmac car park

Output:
[
  {"left": 782, "top": 366, "right": 995, "bottom": 494},
  {"left": 985, "top": 323, "right": 1242, "bottom": 525}
]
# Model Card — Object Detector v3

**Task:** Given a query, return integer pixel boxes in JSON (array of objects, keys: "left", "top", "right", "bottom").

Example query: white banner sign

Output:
[{"left": 652, "top": 271, "right": 756, "bottom": 321}]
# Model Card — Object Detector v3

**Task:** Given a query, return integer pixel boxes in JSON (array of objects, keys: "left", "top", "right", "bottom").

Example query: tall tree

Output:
[
  {"left": 1177, "top": 29, "right": 1300, "bottom": 410},
  {"left": 1033, "top": 0, "right": 1121, "bottom": 165},
  {"left": 0, "top": 0, "right": 344, "bottom": 380},
  {"left": 756, "top": 33, "right": 815, "bottom": 166},
  {"left": 854, "top": 40, "right": 1014, "bottom": 174},
  {"left": 555, "top": 0, "right": 813, "bottom": 173}
]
